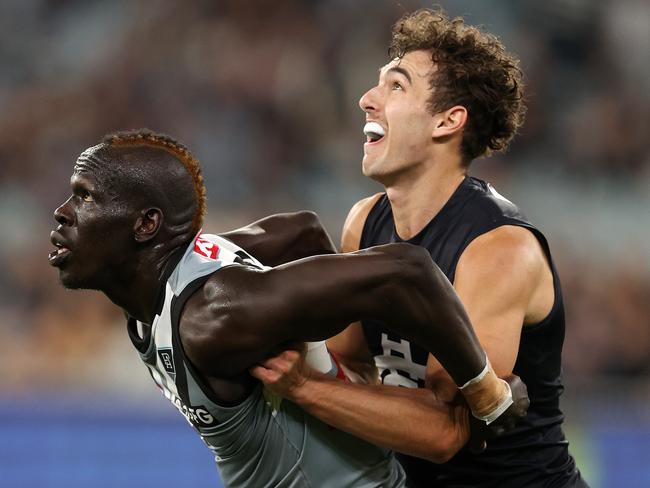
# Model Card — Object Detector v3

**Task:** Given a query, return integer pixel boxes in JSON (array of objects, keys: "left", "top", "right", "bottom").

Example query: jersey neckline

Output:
[{"left": 390, "top": 175, "right": 472, "bottom": 244}]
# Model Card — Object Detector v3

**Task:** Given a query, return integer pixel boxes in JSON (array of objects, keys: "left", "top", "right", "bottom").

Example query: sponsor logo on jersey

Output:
[
  {"left": 146, "top": 365, "right": 217, "bottom": 429},
  {"left": 172, "top": 397, "right": 218, "bottom": 429},
  {"left": 157, "top": 348, "right": 175, "bottom": 378},
  {"left": 194, "top": 235, "right": 220, "bottom": 260}
]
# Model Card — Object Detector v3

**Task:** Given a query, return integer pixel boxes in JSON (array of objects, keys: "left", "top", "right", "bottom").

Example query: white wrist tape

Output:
[
  {"left": 459, "top": 354, "right": 490, "bottom": 391},
  {"left": 472, "top": 382, "right": 513, "bottom": 425},
  {"left": 459, "top": 355, "right": 514, "bottom": 425}
]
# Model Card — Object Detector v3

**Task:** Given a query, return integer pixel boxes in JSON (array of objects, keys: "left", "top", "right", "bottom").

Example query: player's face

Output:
[
  {"left": 49, "top": 149, "right": 136, "bottom": 290},
  {"left": 359, "top": 50, "right": 438, "bottom": 182}
]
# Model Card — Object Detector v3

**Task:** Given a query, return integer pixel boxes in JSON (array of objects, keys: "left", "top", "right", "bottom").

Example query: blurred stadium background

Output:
[{"left": 0, "top": 0, "right": 648, "bottom": 487}]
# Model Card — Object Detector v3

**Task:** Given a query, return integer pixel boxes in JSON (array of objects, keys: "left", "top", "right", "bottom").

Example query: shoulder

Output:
[
  {"left": 464, "top": 178, "right": 529, "bottom": 224},
  {"left": 182, "top": 264, "right": 268, "bottom": 331},
  {"left": 179, "top": 264, "right": 270, "bottom": 377},
  {"left": 456, "top": 225, "right": 548, "bottom": 294},
  {"left": 461, "top": 225, "right": 546, "bottom": 272},
  {"left": 341, "top": 193, "right": 384, "bottom": 252}
]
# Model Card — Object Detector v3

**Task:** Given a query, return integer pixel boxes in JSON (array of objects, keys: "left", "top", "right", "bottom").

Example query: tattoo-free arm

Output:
[
  {"left": 182, "top": 243, "right": 486, "bottom": 387},
  {"left": 247, "top": 204, "right": 529, "bottom": 460},
  {"left": 219, "top": 211, "right": 337, "bottom": 266},
  {"left": 252, "top": 349, "right": 527, "bottom": 461},
  {"left": 252, "top": 349, "right": 470, "bottom": 462}
]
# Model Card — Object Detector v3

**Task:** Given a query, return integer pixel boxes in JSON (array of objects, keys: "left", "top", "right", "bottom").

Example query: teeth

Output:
[
  {"left": 363, "top": 122, "right": 385, "bottom": 140},
  {"left": 57, "top": 247, "right": 68, "bottom": 255}
]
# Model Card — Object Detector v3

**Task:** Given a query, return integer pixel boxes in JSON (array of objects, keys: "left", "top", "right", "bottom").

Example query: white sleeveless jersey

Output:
[{"left": 127, "top": 232, "right": 406, "bottom": 488}]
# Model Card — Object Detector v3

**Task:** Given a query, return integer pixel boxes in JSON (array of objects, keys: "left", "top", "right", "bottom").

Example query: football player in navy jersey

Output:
[
  {"left": 253, "top": 8, "right": 587, "bottom": 488},
  {"left": 49, "top": 129, "right": 527, "bottom": 486}
]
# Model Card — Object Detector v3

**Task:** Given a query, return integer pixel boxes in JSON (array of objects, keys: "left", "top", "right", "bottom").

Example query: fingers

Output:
[
  {"left": 249, "top": 365, "right": 280, "bottom": 384},
  {"left": 466, "top": 376, "right": 530, "bottom": 453},
  {"left": 516, "top": 393, "right": 531, "bottom": 415},
  {"left": 504, "top": 375, "right": 528, "bottom": 400},
  {"left": 257, "top": 349, "right": 302, "bottom": 371},
  {"left": 503, "top": 374, "right": 530, "bottom": 416},
  {"left": 249, "top": 348, "right": 307, "bottom": 392}
]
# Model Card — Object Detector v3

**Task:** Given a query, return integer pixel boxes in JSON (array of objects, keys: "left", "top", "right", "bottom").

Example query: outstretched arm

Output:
[
  {"left": 248, "top": 196, "right": 529, "bottom": 461},
  {"left": 180, "top": 242, "right": 510, "bottom": 419},
  {"left": 219, "top": 211, "right": 336, "bottom": 266}
]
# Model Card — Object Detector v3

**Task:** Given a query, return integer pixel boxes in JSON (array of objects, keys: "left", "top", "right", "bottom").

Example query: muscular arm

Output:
[
  {"left": 263, "top": 351, "right": 471, "bottom": 462},
  {"left": 182, "top": 242, "right": 486, "bottom": 386},
  {"left": 253, "top": 198, "right": 530, "bottom": 461},
  {"left": 219, "top": 211, "right": 337, "bottom": 266},
  {"left": 426, "top": 224, "right": 554, "bottom": 388},
  {"left": 258, "top": 196, "right": 474, "bottom": 462}
]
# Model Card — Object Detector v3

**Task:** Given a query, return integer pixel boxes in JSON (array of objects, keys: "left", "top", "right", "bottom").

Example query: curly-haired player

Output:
[
  {"left": 253, "top": 9, "right": 587, "bottom": 487},
  {"left": 49, "top": 129, "right": 527, "bottom": 487}
]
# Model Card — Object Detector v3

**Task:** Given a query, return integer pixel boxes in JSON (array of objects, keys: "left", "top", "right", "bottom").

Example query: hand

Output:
[
  {"left": 468, "top": 375, "right": 529, "bottom": 453},
  {"left": 249, "top": 345, "right": 313, "bottom": 402}
]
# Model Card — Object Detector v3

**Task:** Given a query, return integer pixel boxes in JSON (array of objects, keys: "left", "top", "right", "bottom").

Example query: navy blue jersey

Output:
[{"left": 360, "top": 177, "right": 585, "bottom": 487}]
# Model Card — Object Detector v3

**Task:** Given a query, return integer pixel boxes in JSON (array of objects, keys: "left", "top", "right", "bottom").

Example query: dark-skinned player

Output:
[{"left": 49, "top": 129, "right": 528, "bottom": 488}]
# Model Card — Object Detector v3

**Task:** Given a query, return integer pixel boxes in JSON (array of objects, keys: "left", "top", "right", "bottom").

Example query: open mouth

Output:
[
  {"left": 363, "top": 122, "right": 386, "bottom": 144},
  {"left": 49, "top": 246, "right": 71, "bottom": 266}
]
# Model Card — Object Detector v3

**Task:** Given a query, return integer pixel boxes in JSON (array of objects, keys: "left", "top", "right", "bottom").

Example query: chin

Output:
[
  {"left": 362, "top": 158, "right": 379, "bottom": 178},
  {"left": 59, "top": 275, "right": 86, "bottom": 290},
  {"left": 362, "top": 163, "right": 390, "bottom": 184},
  {"left": 58, "top": 269, "right": 97, "bottom": 291}
]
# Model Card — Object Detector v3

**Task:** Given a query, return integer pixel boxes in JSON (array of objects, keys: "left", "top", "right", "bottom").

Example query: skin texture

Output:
[
  {"left": 360, "top": 51, "right": 469, "bottom": 239},
  {"left": 220, "top": 210, "right": 337, "bottom": 267},
  {"left": 50, "top": 141, "right": 525, "bottom": 461},
  {"left": 361, "top": 54, "right": 441, "bottom": 182},
  {"left": 179, "top": 241, "right": 488, "bottom": 405},
  {"left": 251, "top": 49, "right": 542, "bottom": 461},
  {"left": 51, "top": 144, "right": 198, "bottom": 323}
]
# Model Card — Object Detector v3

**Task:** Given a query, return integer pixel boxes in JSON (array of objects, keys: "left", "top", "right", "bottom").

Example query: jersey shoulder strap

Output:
[{"left": 168, "top": 232, "right": 264, "bottom": 296}]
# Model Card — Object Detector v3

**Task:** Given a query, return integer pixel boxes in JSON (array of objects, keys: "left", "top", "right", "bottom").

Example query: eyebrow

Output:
[
  {"left": 382, "top": 66, "right": 412, "bottom": 84},
  {"left": 70, "top": 174, "right": 94, "bottom": 191}
]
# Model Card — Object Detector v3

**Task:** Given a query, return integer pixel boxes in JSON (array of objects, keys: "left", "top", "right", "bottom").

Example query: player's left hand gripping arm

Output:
[{"left": 219, "top": 211, "right": 337, "bottom": 266}]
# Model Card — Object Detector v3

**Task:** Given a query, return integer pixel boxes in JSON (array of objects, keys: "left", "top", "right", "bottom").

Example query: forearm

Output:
[
  {"left": 250, "top": 243, "right": 510, "bottom": 418},
  {"left": 353, "top": 244, "right": 487, "bottom": 387},
  {"left": 292, "top": 372, "right": 470, "bottom": 463},
  {"left": 269, "top": 244, "right": 484, "bottom": 385},
  {"left": 385, "top": 271, "right": 486, "bottom": 387},
  {"left": 220, "top": 211, "right": 336, "bottom": 266},
  {"left": 380, "top": 266, "right": 511, "bottom": 420}
]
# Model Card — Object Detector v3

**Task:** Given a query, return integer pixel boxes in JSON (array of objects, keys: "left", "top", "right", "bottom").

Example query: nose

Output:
[
  {"left": 359, "top": 85, "right": 379, "bottom": 114},
  {"left": 54, "top": 197, "right": 73, "bottom": 226}
]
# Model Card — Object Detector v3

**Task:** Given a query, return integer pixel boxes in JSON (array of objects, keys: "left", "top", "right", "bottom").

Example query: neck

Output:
[
  {"left": 384, "top": 156, "right": 466, "bottom": 240},
  {"left": 102, "top": 246, "right": 184, "bottom": 324}
]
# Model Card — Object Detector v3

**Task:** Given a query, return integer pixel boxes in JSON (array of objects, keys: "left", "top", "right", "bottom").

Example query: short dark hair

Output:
[
  {"left": 102, "top": 129, "right": 207, "bottom": 235},
  {"left": 389, "top": 8, "right": 526, "bottom": 163}
]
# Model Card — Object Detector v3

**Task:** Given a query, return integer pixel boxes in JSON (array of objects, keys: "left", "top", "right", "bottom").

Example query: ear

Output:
[
  {"left": 432, "top": 105, "right": 467, "bottom": 140},
  {"left": 134, "top": 208, "right": 163, "bottom": 243}
]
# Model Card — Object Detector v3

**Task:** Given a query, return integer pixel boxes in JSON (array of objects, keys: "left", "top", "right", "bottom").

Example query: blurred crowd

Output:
[{"left": 0, "top": 0, "right": 648, "bottom": 396}]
